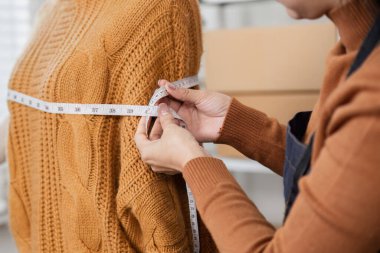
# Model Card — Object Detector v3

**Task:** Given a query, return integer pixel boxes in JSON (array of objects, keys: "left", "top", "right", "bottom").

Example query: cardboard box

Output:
[
  {"left": 230, "top": 92, "right": 319, "bottom": 124},
  {"left": 216, "top": 92, "right": 319, "bottom": 157},
  {"left": 204, "top": 23, "right": 336, "bottom": 92}
]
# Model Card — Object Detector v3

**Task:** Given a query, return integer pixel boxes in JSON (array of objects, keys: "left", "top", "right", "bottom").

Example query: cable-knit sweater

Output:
[{"left": 7, "top": 0, "right": 216, "bottom": 252}]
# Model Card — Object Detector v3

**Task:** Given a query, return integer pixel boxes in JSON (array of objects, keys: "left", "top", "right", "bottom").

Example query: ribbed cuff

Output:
[
  {"left": 182, "top": 157, "right": 234, "bottom": 196},
  {"left": 216, "top": 98, "right": 267, "bottom": 148}
]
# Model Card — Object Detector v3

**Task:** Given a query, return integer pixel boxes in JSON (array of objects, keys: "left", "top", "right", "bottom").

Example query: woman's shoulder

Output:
[
  {"left": 326, "top": 46, "right": 380, "bottom": 132},
  {"left": 348, "top": 46, "right": 380, "bottom": 93}
]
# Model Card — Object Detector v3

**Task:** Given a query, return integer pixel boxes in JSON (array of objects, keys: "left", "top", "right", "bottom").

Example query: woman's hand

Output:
[
  {"left": 149, "top": 80, "right": 232, "bottom": 143},
  {"left": 135, "top": 103, "right": 209, "bottom": 174}
]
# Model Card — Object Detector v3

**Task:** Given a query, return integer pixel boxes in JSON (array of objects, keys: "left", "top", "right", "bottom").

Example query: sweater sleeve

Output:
[
  {"left": 216, "top": 98, "right": 287, "bottom": 175},
  {"left": 113, "top": 1, "right": 204, "bottom": 251},
  {"left": 183, "top": 113, "right": 380, "bottom": 252}
]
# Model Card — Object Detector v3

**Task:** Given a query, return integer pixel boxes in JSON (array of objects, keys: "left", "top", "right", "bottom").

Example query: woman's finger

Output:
[
  {"left": 167, "top": 96, "right": 182, "bottom": 112},
  {"left": 134, "top": 117, "right": 150, "bottom": 150},
  {"left": 158, "top": 79, "right": 170, "bottom": 87},
  {"left": 148, "top": 119, "right": 163, "bottom": 140},
  {"left": 165, "top": 83, "right": 204, "bottom": 105},
  {"left": 159, "top": 79, "right": 204, "bottom": 106},
  {"left": 135, "top": 117, "right": 166, "bottom": 166},
  {"left": 158, "top": 81, "right": 183, "bottom": 112},
  {"left": 147, "top": 96, "right": 169, "bottom": 140},
  {"left": 158, "top": 103, "right": 177, "bottom": 129}
]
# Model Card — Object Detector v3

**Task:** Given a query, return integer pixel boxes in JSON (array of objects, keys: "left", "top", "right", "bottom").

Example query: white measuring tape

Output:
[{"left": 7, "top": 75, "right": 201, "bottom": 253}]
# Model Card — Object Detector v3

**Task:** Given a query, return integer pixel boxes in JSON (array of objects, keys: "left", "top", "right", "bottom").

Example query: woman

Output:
[{"left": 135, "top": 0, "right": 380, "bottom": 252}]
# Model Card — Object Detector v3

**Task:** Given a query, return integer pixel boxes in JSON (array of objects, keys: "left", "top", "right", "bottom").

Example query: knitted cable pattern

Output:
[{"left": 7, "top": 0, "right": 217, "bottom": 252}]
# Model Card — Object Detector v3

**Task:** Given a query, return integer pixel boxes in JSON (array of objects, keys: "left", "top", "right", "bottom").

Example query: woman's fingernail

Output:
[
  {"left": 158, "top": 103, "right": 169, "bottom": 115},
  {"left": 166, "top": 83, "right": 176, "bottom": 90},
  {"left": 158, "top": 80, "right": 163, "bottom": 85}
]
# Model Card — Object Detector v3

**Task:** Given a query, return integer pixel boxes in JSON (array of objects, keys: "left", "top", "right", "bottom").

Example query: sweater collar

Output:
[{"left": 328, "top": 0, "right": 378, "bottom": 52}]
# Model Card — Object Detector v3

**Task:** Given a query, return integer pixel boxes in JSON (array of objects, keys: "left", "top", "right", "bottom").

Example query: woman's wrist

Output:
[{"left": 180, "top": 145, "right": 209, "bottom": 172}]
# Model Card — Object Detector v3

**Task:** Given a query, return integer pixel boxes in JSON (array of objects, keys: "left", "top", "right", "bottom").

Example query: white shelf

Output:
[
  {"left": 217, "top": 156, "right": 273, "bottom": 174},
  {"left": 203, "top": 144, "right": 272, "bottom": 174}
]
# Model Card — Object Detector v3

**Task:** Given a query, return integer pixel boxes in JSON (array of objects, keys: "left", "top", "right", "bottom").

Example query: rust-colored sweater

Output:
[
  {"left": 7, "top": 0, "right": 216, "bottom": 252},
  {"left": 183, "top": 0, "right": 380, "bottom": 252}
]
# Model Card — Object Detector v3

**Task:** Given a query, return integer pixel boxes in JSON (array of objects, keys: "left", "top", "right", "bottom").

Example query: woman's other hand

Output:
[
  {"left": 135, "top": 103, "right": 209, "bottom": 174},
  {"left": 149, "top": 80, "right": 232, "bottom": 143}
]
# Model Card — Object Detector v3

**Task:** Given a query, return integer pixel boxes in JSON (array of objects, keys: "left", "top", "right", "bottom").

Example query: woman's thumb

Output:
[
  {"left": 158, "top": 103, "right": 176, "bottom": 129},
  {"left": 165, "top": 83, "right": 204, "bottom": 104}
]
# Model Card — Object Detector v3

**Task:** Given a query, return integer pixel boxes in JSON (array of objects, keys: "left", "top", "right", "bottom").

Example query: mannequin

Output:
[{"left": 7, "top": 0, "right": 216, "bottom": 252}]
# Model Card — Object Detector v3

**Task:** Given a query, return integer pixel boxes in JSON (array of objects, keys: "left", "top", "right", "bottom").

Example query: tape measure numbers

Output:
[
  {"left": 187, "top": 184, "right": 200, "bottom": 252},
  {"left": 8, "top": 75, "right": 199, "bottom": 118},
  {"left": 7, "top": 75, "right": 201, "bottom": 253}
]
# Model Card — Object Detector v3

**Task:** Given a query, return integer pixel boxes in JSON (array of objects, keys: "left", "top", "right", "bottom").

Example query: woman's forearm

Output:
[
  {"left": 183, "top": 157, "right": 277, "bottom": 252},
  {"left": 183, "top": 123, "right": 380, "bottom": 253},
  {"left": 216, "top": 98, "right": 286, "bottom": 175}
]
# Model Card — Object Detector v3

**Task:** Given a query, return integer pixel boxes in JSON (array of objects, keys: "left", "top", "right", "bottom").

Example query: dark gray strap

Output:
[
  {"left": 348, "top": 16, "right": 380, "bottom": 77},
  {"left": 284, "top": 136, "right": 314, "bottom": 218}
]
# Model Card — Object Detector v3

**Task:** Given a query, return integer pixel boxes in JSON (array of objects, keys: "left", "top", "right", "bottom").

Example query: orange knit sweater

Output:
[{"left": 7, "top": 0, "right": 216, "bottom": 252}]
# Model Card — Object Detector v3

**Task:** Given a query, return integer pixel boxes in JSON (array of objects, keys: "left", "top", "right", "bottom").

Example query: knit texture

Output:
[{"left": 7, "top": 0, "right": 217, "bottom": 252}]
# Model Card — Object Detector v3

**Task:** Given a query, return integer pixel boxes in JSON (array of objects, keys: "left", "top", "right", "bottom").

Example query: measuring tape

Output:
[{"left": 7, "top": 75, "right": 201, "bottom": 253}]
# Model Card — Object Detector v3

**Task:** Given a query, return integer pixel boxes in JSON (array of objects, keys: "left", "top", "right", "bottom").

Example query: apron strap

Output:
[
  {"left": 348, "top": 15, "right": 380, "bottom": 77},
  {"left": 284, "top": 136, "right": 314, "bottom": 218}
]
